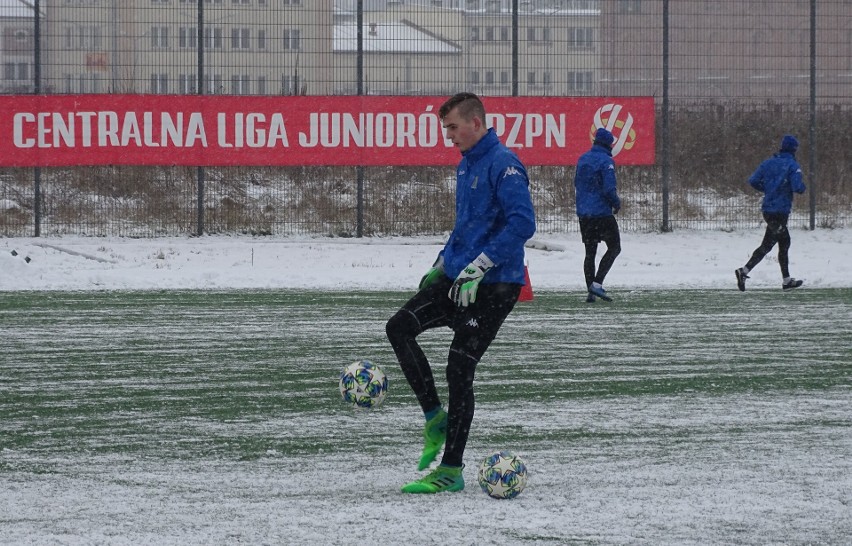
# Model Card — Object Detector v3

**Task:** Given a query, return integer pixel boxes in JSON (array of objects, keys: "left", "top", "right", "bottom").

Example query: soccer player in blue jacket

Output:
[
  {"left": 735, "top": 135, "right": 806, "bottom": 291},
  {"left": 574, "top": 127, "right": 622, "bottom": 302},
  {"left": 386, "top": 92, "right": 536, "bottom": 494}
]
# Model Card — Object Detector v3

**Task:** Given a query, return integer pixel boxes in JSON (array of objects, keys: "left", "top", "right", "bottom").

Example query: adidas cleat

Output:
[{"left": 401, "top": 464, "right": 464, "bottom": 494}]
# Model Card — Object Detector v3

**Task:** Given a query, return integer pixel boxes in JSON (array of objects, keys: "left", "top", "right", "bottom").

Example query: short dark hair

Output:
[{"left": 439, "top": 92, "right": 486, "bottom": 122}]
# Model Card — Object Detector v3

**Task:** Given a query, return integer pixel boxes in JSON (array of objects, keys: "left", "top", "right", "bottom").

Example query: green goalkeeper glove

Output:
[
  {"left": 419, "top": 254, "right": 445, "bottom": 290},
  {"left": 449, "top": 253, "right": 494, "bottom": 307}
]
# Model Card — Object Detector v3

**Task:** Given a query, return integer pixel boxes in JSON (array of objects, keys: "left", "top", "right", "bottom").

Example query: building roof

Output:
[
  {"left": 334, "top": 21, "right": 462, "bottom": 53},
  {"left": 0, "top": 0, "right": 40, "bottom": 18}
]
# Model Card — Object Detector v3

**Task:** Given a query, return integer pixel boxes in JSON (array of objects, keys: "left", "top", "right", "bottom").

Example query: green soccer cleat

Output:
[
  {"left": 418, "top": 408, "right": 447, "bottom": 470},
  {"left": 401, "top": 464, "right": 465, "bottom": 494}
]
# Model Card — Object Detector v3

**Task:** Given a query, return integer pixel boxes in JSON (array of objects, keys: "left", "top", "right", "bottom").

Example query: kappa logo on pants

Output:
[{"left": 465, "top": 318, "right": 479, "bottom": 328}]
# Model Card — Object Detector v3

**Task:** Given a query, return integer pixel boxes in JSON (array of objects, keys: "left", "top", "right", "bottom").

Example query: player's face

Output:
[{"left": 442, "top": 108, "right": 482, "bottom": 153}]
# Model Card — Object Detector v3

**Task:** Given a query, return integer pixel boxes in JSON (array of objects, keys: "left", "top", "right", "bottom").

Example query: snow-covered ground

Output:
[
  {"left": 2, "top": 227, "right": 850, "bottom": 291},
  {"left": 2, "top": 229, "right": 851, "bottom": 545}
]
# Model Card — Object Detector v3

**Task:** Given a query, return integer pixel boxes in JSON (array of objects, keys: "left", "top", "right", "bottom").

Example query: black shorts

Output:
[
  {"left": 763, "top": 212, "right": 789, "bottom": 235},
  {"left": 579, "top": 215, "right": 620, "bottom": 246}
]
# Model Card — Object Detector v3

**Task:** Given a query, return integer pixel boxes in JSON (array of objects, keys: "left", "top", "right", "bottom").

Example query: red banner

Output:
[{"left": 0, "top": 95, "right": 655, "bottom": 167}]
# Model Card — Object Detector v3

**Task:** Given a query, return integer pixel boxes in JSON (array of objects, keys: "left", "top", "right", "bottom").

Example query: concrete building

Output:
[
  {"left": 0, "top": 0, "right": 41, "bottom": 94},
  {"left": 598, "top": 0, "right": 852, "bottom": 102},
  {"left": 41, "top": 0, "right": 333, "bottom": 95},
  {"left": 9, "top": 0, "right": 850, "bottom": 103}
]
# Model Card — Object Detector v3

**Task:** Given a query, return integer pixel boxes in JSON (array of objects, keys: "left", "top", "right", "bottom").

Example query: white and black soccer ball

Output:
[
  {"left": 477, "top": 450, "right": 528, "bottom": 499},
  {"left": 339, "top": 359, "right": 388, "bottom": 409}
]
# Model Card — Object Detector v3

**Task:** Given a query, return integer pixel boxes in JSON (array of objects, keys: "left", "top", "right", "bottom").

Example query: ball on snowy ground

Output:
[{"left": 477, "top": 450, "right": 528, "bottom": 499}]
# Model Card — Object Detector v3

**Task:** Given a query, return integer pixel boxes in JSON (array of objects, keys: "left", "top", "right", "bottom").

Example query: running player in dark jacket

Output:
[
  {"left": 735, "top": 135, "right": 806, "bottom": 291},
  {"left": 386, "top": 92, "right": 536, "bottom": 494},
  {"left": 574, "top": 127, "right": 622, "bottom": 302}
]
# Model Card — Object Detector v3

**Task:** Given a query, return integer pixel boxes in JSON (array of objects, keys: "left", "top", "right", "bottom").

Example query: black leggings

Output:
[
  {"left": 579, "top": 215, "right": 622, "bottom": 287},
  {"left": 386, "top": 277, "right": 520, "bottom": 467},
  {"left": 746, "top": 212, "right": 792, "bottom": 278}
]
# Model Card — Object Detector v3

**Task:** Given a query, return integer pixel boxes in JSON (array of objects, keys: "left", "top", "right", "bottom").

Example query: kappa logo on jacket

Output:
[{"left": 502, "top": 166, "right": 522, "bottom": 178}]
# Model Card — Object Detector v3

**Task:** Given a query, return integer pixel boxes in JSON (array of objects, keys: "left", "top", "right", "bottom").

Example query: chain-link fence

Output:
[{"left": 1, "top": 0, "right": 850, "bottom": 237}]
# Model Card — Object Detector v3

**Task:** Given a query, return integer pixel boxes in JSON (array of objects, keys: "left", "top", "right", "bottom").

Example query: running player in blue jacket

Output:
[
  {"left": 574, "top": 127, "right": 622, "bottom": 302},
  {"left": 736, "top": 135, "right": 806, "bottom": 291},
  {"left": 386, "top": 92, "right": 536, "bottom": 494}
]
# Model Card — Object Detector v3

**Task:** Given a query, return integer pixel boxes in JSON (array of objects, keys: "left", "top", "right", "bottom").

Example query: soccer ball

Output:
[
  {"left": 477, "top": 450, "right": 528, "bottom": 499},
  {"left": 339, "top": 360, "right": 388, "bottom": 409}
]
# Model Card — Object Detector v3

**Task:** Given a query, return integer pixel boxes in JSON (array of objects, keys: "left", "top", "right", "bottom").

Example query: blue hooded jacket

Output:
[
  {"left": 440, "top": 128, "right": 536, "bottom": 285},
  {"left": 748, "top": 151, "right": 805, "bottom": 214},
  {"left": 574, "top": 143, "right": 621, "bottom": 218}
]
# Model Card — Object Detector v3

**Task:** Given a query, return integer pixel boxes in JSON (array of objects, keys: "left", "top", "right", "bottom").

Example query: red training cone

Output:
[{"left": 518, "top": 265, "right": 534, "bottom": 302}]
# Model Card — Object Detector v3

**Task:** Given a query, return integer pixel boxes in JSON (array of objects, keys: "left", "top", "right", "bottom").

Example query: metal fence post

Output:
[
  {"left": 661, "top": 0, "right": 671, "bottom": 233},
  {"left": 356, "top": 0, "right": 364, "bottom": 238},
  {"left": 33, "top": 0, "right": 41, "bottom": 237},
  {"left": 196, "top": 0, "right": 206, "bottom": 236},
  {"left": 808, "top": 0, "right": 816, "bottom": 230},
  {"left": 512, "top": 0, "right": 519, "bottom": 97}
]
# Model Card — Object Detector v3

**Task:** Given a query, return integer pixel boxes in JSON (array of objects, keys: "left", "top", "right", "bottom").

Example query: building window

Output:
[
  {"left": 500, "top": 71, "right": 508, "bottom": 85},
  {"left": 281, "top": 75, "right": 294, "bottom": 95},
  {"left": 231, "top": 28, "right": 251, "bottom": 49},
  {"left": 150, "top": 73, "right": 168, "bottom": 94},
  {"left": 180, "top": 27, "right": 198, "bottom": 48},
  {"left": 283, "top": 0, "right": 302, "bottom": 4},
  {"left": 204, "top": 27, "right": 223, "bottom": 49},
  {"left": 283, "top": 29, "right": 301, "bottom": 50},
  {"left": 231, "top": 74, "right": 250, "bottom": 94},
  {"left": 257, "top": 30, "right": 267, "bottom": 50},
  {"left": 500, "top": 26, "right": 509, "bottom": 41},
  {"left": 179, "top": 74, "right": 198, "bottom": 94},
  {"left": 469, "top": 71, "right": 480, "bottom": 84},
  {"left": 470, "top": 26, "right": 480, "bottom": 41},
  {"left": 569, "top": 27, "right": 594, "bottom": 48},
  {"left": 485, "top": 71, "right": 494, "bottom": 84},
  {"left": 618, "top": 0, "right": 641, "bottom": 13},
  {"left": 567, "top": 71, "right": 593, "bottom": 93},
  {"left": 257, "top": 76, "right": 267, "bottom": 94},
  {"left": 204, "top": 74, "right": 224, "bottom": 94},
  {"left": 70, "top": 26, "right": 102, "bottom": 51},
  {"left": 91, "top": 27, "right": 103, "bottom": 50},
  {"left": 151, "top": 26, "right": 169, "bottom": 49},
  {"left": 485, "top": 26, "right": 494, "bottom": 41},
  {"left": 526, "top": 27, "right": 536, "bottom": 42},
  {"left": 527, "top": 71, "right": 535, "bottom": 85},
  {"left": 3, "top": 62, "right": 27, "bottom": 80}
]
